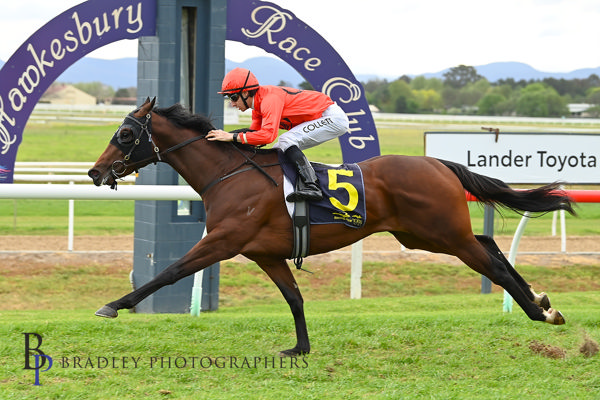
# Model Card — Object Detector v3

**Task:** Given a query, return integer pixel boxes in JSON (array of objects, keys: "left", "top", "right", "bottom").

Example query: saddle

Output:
[{"left": 278, "top": 151, "right": 366, "bottom": 269}]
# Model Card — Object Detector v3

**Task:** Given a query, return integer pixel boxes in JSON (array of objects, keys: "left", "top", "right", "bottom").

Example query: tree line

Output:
[{"left": 359, "top": 65, "right": 600, "bottom": 117}]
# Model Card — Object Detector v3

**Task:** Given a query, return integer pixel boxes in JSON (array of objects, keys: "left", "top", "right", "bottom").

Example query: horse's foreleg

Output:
[
  {"left": 95, "top": 258, "right": 203, "bottom": 318},
  {"left": 96, "top": 234, "right": 236, "bottom": 318},
  {"left": 254, "top": 257, "right": 310, "bottom": 356}
]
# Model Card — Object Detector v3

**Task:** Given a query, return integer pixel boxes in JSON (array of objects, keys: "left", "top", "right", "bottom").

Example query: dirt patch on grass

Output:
[
  {"left": 529, "top": 340, "right": 567, "bottom": 359},
  {"left": 580, "top": 336, "right": 600, "bottom": 358}
]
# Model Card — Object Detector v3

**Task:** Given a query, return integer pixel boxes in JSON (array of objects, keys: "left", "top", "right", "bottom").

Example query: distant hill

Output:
[
  {"left": 420, "top": 61, "right": 600, "bottom": 82},
  {"left": 0, "top": 56, "right": 300, "bottom": 89},
  {"left": 1, "top": 57, "right": 599, "bottom": 88},
  {"left": 226, "top": 57, "right": 305, "bottom": 87},
  {"left": 57, "top": 57, "right": 137, "bottom": 88},
  {"left": 0, "top": 57, "right": 135, "bottom": 89}
]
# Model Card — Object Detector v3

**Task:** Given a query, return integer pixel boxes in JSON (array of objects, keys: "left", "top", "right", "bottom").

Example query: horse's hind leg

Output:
[
  {"left": 454, "top": 236, "right": 565, "bottom": 325},
  {"left": 475, "top": 235, "right": 552, "bottom": 310},
  {"left": 254, "top": 257, "right": 310, "bottom": 356},
  {"left": 389, "top": 230, "right": 563, "bottom": 324}
]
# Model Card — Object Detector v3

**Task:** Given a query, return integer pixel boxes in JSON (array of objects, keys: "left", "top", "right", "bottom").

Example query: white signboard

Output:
[{"left": 424, "top": 132, "right": 600, "bottom": 184}]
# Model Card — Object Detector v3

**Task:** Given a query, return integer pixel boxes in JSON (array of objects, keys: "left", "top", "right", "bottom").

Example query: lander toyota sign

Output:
[{"left": 425, "top": 132, "right": 600, "bottom": 184}]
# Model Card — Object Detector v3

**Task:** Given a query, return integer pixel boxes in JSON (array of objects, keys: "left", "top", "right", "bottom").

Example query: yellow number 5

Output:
[{"left": 328, "top": 169, "right": 358, "bottom": 212}]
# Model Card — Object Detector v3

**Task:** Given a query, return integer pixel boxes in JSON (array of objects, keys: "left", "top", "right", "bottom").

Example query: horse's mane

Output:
[
  {"left": 153, "top": 103, "right": 215, "bottom": 134},
  {"left": 153, "top": 103, "right": 277, "bottom": 156}
]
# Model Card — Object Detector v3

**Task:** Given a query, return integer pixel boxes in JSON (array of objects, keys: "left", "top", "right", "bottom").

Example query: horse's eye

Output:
[{"left": 119, "top": 128, "right": 134, "bottom": 144}]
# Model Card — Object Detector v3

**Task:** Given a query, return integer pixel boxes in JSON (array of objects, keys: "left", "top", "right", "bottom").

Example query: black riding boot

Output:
[{"left": 285, "top": 145, "right": 323, "bottom": 202}]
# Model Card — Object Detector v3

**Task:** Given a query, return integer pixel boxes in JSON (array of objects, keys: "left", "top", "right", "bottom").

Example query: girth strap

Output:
[{"left": 290, "top": 178, "right": 312, "bottom": 273}]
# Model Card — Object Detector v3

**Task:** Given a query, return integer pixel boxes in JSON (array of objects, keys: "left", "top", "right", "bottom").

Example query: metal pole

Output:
[
  {"left": 190, "top": 226, "right": 207, "bottom": 316},
  {"left": 560, "top": 209, "right": 566, "bottom": 252},
  {"left": 350, "top": 240, "right": 363, "bottom": 299},
  {"left": 68, "top": 181, "right": 74, "bottom": 251},
  {"left": 481, "top": 204, "right": 494, "bottom": 294},
  {"left": 505, "top": 211, "right": 531, "bottom": 312}
]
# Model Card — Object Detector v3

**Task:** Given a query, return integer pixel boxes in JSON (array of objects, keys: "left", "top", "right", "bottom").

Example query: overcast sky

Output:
[{"left": 1, "top": 0, "right": 599, "bottom": 78}]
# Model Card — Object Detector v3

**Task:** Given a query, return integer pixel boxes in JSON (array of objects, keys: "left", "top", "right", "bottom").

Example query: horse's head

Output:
[{"left": 88, "top": 97, "right": 160, "bottom": 189}]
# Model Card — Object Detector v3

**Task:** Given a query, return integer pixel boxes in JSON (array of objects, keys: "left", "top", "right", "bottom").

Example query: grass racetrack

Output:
[
  {"left": 0, "top": 294, "right": 599, "bottom": 399},
  {"left": 1, "top": 267, "right": 599, "bottom": 399}
]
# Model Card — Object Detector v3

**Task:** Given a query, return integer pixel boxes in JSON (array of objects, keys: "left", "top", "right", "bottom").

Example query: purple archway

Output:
[
  {"left": 0, "top": 0, "right": 379, "bottom": 184},
  {"left": 0, "top": 0, "right": 156, "bottom": 183}
]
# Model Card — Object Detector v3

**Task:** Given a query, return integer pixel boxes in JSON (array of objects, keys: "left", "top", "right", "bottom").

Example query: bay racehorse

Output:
[{"left": 88, "top": 98, "right": 575, "bottom": 356}]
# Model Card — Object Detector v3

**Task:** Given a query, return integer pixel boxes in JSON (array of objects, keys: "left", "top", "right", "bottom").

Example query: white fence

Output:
[
  {"left": 5, "top": 163, "right": 199, "bottom": 251},
  {"left": 29, "top": 103, "right": 239, "bottom": 125},
  {"left": 2, "top": 183, "right": 201, "bottom": 251},
  {"left": 1, "top": 183, "right": 199, "bottom": 200}
]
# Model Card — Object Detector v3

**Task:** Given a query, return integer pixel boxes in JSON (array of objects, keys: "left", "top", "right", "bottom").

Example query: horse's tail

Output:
[{"left": 437, "top": 158, "right": 576, "bottom": 216}]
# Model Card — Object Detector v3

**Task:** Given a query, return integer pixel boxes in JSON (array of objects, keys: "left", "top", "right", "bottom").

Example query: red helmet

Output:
[{"left": 218, "top": 68, "right": 260, "bottom": 95}]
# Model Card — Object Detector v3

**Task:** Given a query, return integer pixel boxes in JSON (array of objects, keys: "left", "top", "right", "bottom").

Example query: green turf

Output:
[{"left": 1, "top": 293, "right": 599, "bottom": 399}]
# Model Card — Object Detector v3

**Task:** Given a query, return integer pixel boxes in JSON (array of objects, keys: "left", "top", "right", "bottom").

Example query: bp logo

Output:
[{"left": 23, "top": 333, "right": 53, "bottom": 386}]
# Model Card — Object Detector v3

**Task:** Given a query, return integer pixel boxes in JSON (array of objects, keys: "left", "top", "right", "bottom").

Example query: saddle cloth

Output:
[{"left": 278, "top": 151, "right": 366, "bottom": 229}]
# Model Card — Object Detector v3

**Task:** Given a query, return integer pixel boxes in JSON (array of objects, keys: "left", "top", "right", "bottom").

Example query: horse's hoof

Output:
[
  {"left": 531, "top": 289, "right": 552, "bottom": 310},
  {"left": 95, "top": 305, "right": 118, "bottom": 318},
  {"left": 545, "top": 308, "right": 565, "bottom": 325},
  {"left": 278, "top": 348, "right": 309, "bottom": 357},
  {"left": 538, "top": 292, "right": 551, "bottom": 310}
]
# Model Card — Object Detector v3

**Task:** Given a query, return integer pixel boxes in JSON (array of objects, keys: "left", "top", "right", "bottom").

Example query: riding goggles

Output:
[{"left": 225, "top": 93, "right": 240, "bottom": 102}]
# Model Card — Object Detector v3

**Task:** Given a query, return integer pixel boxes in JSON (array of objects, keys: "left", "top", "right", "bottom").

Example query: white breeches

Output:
[{"left": 272, "top": 103, "right": 349, "bottom": 151}]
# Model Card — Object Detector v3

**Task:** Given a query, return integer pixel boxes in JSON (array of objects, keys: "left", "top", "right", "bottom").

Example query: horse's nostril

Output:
[{"left": 88, "top": 169, "right": 100, "bottom": 179}]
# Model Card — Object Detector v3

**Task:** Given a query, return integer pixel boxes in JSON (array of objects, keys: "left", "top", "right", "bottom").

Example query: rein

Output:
[
  {"left": 114, "top": 135, "right": 206, "bottom": 177},
  {"left": 200, "top": 145, "right": 279, "bottom": 196},
  {"left": 110, "top": 111, "right": 279, "bottom": 193}
]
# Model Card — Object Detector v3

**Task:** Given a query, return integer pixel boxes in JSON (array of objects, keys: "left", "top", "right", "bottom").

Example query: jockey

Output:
[{"left": 207, "top": 67, "right": 350, "bottom": 202}]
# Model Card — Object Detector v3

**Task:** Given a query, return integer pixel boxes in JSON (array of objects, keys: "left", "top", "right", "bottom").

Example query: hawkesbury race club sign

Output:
[
  {"left": 0, "top": 0, "right": 156, "bottom": 183},
  {"left": 0, "top": 0, "right": 379, "bottom": 183}
]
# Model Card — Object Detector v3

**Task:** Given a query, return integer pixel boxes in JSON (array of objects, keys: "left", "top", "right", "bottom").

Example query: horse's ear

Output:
[{"left": 150, "top": 97, "right": 157, "bottom": 108}]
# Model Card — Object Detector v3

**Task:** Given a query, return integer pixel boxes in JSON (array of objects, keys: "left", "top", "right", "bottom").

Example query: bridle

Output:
[
  {"left": 107, "top": 109, "right": 278, "bottom": 192},
  {"left": 108, "top": 110, "right": 204, "bottom": 189}
]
